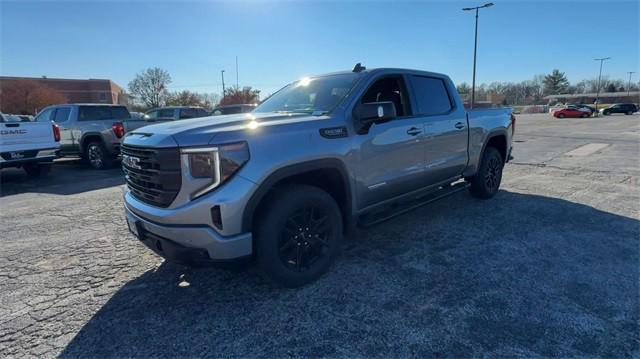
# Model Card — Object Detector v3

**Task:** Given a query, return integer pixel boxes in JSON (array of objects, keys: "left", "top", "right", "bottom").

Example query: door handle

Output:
[
  {"left": 406, "top": 127, "right": 422, "bottom": 136},
  {"left": 455, "top": 122, "right": 466, "bottom": 129}
]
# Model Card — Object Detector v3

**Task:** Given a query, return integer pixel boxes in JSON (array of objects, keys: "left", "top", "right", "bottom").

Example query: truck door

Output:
[
  {"left": 354, "top": 75, "right": 428, "bottom": 208},
  {"left": 408, "top": 75, "right": 468, "bottom": 183},
  {"left": 51, "top": 107, "right": 75, "bottom": 153}
]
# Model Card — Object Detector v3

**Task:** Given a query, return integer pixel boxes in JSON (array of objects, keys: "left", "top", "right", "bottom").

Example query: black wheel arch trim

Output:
[
  {"left": 241, "top": 158, "right": 353, "bottom": 233},
  {"left": 79, "top": 132, "right": 107, "bottom": 154},
  {"left": 480, "top": 129, "right": 509, "bottom": 164}
]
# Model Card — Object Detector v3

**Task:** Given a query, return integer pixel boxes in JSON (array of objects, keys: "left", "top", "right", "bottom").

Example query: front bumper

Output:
[{"left": 125, "top": 204, "right": 252, "bottom": 264}]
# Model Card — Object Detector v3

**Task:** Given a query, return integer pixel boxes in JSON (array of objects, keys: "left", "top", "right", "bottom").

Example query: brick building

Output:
[{"left": 0, "top": 76, "right": 128, "bottom": 106}]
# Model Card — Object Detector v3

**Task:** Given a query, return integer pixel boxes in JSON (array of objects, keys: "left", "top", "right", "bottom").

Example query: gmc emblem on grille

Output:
[{"left": 122, "top": 154, "right": 141, "bottom": 169}]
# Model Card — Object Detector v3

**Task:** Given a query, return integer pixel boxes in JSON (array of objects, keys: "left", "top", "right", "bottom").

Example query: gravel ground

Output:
[{"left": 1, "top": 114, "right": 638, "bottom": 357}]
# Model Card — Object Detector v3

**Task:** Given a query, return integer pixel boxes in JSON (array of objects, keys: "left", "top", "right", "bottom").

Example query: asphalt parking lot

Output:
[{"left": 1, "top": 113, "right": 638, "bottom": 357}]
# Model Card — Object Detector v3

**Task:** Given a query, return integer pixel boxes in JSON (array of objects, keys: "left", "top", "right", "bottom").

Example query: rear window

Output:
[
  {"left": 79, "top": 106, "right": 130, "bottom": 121},
  {"left": 411, "top": 76, "right": 453, "bottom": 116}
]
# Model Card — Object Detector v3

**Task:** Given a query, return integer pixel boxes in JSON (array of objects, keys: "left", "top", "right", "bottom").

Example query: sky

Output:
[{"left": 1, "top": 0, "right": 638, "bottom": 97}]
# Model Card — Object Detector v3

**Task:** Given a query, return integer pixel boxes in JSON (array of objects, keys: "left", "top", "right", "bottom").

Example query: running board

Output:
[{"left": 358, "top": 182, "right": 470, "bottom": 227}]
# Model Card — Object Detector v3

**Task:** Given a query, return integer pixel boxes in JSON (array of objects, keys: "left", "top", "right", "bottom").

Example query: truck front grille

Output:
[{"left": 122, "top": 144, "right": 181, "bottom": 208}]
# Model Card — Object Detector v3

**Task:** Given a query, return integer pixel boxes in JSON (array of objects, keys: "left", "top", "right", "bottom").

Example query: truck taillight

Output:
[
  {"left": 52, "top": 123, "right": 61, "bottom": 142},
  {"left": 112, "top": 122, "right": 125, "bottom": 138},
  {"left": 510, "top": 114, "right": 516, "bottom": 136}
]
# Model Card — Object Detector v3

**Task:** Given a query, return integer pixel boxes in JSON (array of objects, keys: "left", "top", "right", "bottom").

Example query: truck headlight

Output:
[{"left": 182, "top": 142, "right": 250, "bottom": 199}]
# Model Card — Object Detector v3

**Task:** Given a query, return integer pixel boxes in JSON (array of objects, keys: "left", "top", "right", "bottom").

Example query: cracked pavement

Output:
[{"left": 1, "top": 114, "right": 638, "bottom": 357}]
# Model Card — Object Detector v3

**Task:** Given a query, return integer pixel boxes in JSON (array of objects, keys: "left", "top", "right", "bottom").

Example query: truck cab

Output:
[{"left": 122, "top": 66, "right": 514, "bottom": 287}]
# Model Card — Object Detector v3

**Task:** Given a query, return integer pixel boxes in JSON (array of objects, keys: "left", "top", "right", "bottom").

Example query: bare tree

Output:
[
  {"left": 128, "top": 67, "right": 172, "bottom": 108},
  {"left": 220, "top": 86, "right": 260, "bottom": 106}
]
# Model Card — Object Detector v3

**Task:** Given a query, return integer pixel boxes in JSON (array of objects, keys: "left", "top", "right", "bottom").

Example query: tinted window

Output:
[
  {"left": 35, "top": 108, "right": 55, "bottom": 122},
  {"left": 53, "top": 108, "right": 71, "bottom": 123},
  {"left": 79, "top": 106, "right": 130, "bottom": 121},
  {"left": 111, "top": 106, "right": 131, "bottom": 120},
  {"left": 158, "top": 109, "right": 175, "bottom": 119},
  {"left": 179, "top": 108, "right": 206, "bottom": 119},
  {"left": 223, "top": 106, "right": 242, "bottom": 115},
  {"left": 411, "top": 76, "right": 453, "bottom": 115}
]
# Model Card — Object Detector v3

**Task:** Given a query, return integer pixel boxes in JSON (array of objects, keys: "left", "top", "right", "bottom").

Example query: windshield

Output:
[{"left": 254, "top": 73, "right": 361, "bottom": 114}]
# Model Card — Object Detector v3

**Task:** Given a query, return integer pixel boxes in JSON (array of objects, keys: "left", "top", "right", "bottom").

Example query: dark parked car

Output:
[
  {"left": 144, "top": 106, "right": 209, "bottom": 122},
  {"left": 210, "top": 104, "right": 256, "bottom": 115},
  {"left": 600, "top": 103, "right": 638, "bottom": 116}
]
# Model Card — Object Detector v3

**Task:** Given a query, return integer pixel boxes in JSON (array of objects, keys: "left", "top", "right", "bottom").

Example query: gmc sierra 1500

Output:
[{"left": 123, "top": 66, "right": 514, "bottom": 287}]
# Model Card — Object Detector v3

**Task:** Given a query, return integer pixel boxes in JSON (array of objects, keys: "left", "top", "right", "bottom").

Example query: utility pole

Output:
[
  {"left": 627, "top": 71, "right": 635, "bottom": 98},
  {"left": 593, "top": 57, "right": 610, "bottom": 115},
  {"left": 236, "top": 56, "right": 239, "bottom": 89},
  {"left": 221, "top": 70, "right": 226, "bottom": 96},
  {"left": 462, "top": 2, "right": 494, "bottom": 109}
]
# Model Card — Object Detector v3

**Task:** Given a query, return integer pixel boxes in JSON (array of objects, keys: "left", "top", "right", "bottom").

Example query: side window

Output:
[
  {"left": 212, "top": 109, "right": 223, "bottom": 115},
  {"left": 79, "top": 106, "right": 112, "bottom": 121},
  {"left": 145, "top": 110, "right": 158, "bottom": 120},
  {"left": 35, "top": 108, "right": 55, "bottom": 122},
  {"left": 361, "top": 76, "right": 411, "bottom": 117},
  {"left": 411, "top": 76, "right": 453, "bottom": 116},
  {"left": 53, "top": 107, "right": 71, "bottom": 123},
  {"left": 197, "top": 108, "right": 209, "bottom": 117},
  {"left": 158, "top": 109, "right": 175, "bottom": 119},
  {"left": 179, "top": 108, "right": 199, "bottom": 119},
  {"left": 223, "top": 106, "right": 242, "bottom": 115}
]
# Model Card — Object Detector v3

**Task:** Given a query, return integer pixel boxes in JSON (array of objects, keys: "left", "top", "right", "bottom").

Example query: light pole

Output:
[
  {"left": 593, "top": 57, "right": 610, "bottom": 115},
  {"left": 627, "top": 71, "right": 635, "bottom": 98},
  {"left": 463, "top": 2, "right": 494, "bottom": 109},
  {"left": 236, "top": 56, "right": 239, "bottom": 89},
  {"left": 221, "top": 70, "right": 226, "bottom": 96}
]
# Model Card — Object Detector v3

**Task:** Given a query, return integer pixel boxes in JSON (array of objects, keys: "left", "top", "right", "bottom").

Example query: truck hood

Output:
[{"left": 124, "top": 112, "right": 326, "bottom": 148}]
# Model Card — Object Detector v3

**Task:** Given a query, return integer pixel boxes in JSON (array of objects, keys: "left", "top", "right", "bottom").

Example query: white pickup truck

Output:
[{"left": 0, "top": 113, "right": 61, "bottom": 176}]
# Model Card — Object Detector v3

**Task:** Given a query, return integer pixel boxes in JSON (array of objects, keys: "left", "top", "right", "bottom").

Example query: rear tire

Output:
[
  {"left": 468, "top": 147, "right": 504, "bottom": 199},
  {"left": 626, "top": 111, "right": 633, "bottom": 115},
  {"left": 23, "top": 162, "right": 52, "bottom": 177},
  {"left": 85, "top": 141, "right": 111, "bottom": 169},
  {"left": 255, "top": 184, "right": 343, "bottom": 287}
]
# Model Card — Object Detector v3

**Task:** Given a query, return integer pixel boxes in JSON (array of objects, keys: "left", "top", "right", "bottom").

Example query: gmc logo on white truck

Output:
[{"left": 0, "top": 129, "right": 27, "bottom": 135}]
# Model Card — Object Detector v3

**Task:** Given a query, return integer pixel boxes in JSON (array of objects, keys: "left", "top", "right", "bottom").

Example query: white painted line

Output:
[{"left": 565, "top": 143, "right": 610, "bottom": 157}]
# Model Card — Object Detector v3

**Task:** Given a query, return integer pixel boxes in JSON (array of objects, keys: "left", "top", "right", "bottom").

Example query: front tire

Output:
[
  {"left": 468, "top": 147, "right": 504, "bottom": 199},
  {"left": 255, "top": 184, "right": 343, "bottom": 287},
  {"left": 85, "top": 141, "right": 111, "bottom": 169},
  {"left": 581, "top": 113, "right": 588, "bottom": 118},
  {"left": 23, "top": 162, "right": 51, "bottom": 177},
  {"left": 558, "top": 113, "right": 565, "bottom": 118}
]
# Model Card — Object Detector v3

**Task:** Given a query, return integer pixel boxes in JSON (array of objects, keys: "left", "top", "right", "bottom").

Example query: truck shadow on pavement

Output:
[
  {"left": 0, "top": 159, "right": 124, "bottom": 197},
  {"left": 59, "top": 190, "right": 639, "bottom": 358}
]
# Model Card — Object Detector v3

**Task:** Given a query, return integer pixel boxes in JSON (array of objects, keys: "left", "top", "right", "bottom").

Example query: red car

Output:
[{"left": 552, "top": 108, "right": 590, "bottom": 118}]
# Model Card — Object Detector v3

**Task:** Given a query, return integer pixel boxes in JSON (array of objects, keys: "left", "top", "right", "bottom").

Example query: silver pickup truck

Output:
[
  {"left": 123, "top": 66, "right": 514, "bottom": 287},
  {"left": 35, "top": 104, "right": 145, "bottom": 169}
]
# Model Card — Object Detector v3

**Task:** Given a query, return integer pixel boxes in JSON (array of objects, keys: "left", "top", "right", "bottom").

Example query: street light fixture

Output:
[
  {"left": 593, "top": 57, "right": 610, "bottom": 115},
  {"left": 463, "top": 2, "right": 494, "bottom": 109}
]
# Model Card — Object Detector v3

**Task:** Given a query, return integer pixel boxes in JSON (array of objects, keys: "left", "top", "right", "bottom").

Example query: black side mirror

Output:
[{"left": 353, "top": 101, "right": 397, "bottom": 134}]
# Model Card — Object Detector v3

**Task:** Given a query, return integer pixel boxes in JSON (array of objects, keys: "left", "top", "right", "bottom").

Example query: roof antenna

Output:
[{"left": 352, "top": 63, "right": 366, "bottom": 73}]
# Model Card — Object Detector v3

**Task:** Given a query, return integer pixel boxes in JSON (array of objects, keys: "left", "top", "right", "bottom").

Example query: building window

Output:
[{"left": 98, "top": 92, "right": 107, "bottom": 102}]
